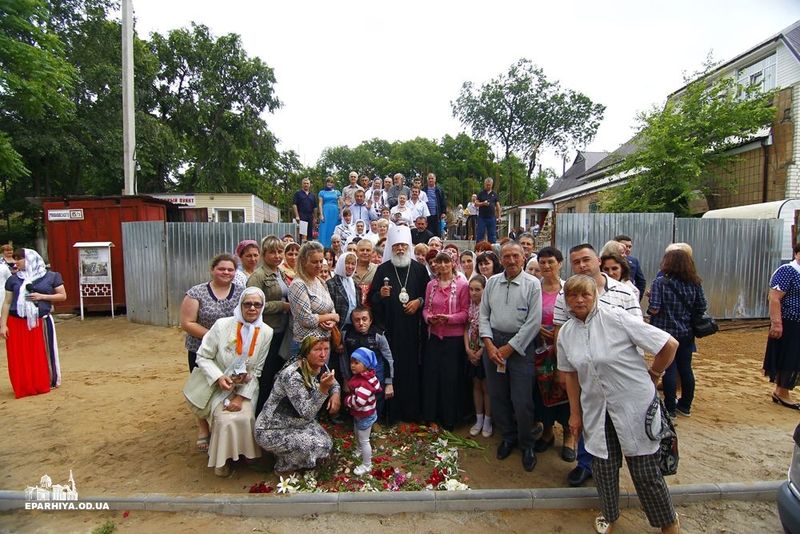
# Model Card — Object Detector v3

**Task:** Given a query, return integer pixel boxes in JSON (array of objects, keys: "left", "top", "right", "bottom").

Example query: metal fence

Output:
[
  {"left": 675, "top": 218, "right": 781, "bottom": 319},
  {"left": 554, "top": 213, "right": 675, "bottom": 290},
  {"left": 555, "top": 213, "right": 783, "bottom": 319},
  {"left": 123, "top": 221, "right": 297, "bottom": 326}
]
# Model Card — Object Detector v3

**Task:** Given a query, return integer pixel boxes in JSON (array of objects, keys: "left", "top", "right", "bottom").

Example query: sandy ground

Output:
[{"left": 0, "top": 317, "right": 795, "bottom": 532}]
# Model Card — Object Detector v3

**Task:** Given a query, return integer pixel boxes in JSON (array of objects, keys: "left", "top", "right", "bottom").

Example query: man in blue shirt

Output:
[
  {"left": 292, "top": 178, "right": 317, "bottom": 241},
  {"left": 424, "top": 173, "right": 447, "bottom": 238}
]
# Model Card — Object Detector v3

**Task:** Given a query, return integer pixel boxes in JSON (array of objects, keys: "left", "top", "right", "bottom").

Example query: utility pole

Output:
[{"left": 121, "top": 0, "right": 136, "bottom": 195}]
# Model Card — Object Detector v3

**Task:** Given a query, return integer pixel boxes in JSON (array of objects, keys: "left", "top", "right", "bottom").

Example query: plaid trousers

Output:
[{"left": 592, "top": 412, "right": 676, "bottom": 528}]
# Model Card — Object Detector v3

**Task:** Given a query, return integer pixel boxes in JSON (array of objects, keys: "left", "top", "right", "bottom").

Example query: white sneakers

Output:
[
  {"left": 481, "top": 418, "right": 493, "bottom": 438},
  {"left": 470, "top": 415, "right": 493, "bottom": 437},
  {"left": 354, "top": 464, "right": 371, "bottom": 476}
]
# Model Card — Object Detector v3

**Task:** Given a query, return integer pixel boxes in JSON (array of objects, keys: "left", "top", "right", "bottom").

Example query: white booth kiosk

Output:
[{"left": 72, "top": 241, "right": 114, "bottom": 320}]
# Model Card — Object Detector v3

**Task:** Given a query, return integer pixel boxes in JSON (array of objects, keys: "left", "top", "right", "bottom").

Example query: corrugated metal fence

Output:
[
  {"left": 675, "top": 218, "right": 781, "bottom": 319},
  {"left": 123, "top": 221, "right": 297, "bottom": 326},
  {"left": 555, "top": 213, "right": 783, "bottom": 319},
  {"left": 555, "top": 213, "right": 675, "bottom": 289}
]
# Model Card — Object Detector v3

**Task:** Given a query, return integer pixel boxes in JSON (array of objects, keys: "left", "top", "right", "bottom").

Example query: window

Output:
[
  {"left": 736, "top": 53, "right": 776, "bottom": 93},
  {"left": 589, "top": 202, "right": 599, "bottom": 213},
  {"left": 215, "top": 208, "right": 245, "bottom": 222},
  {"left": 565, "top": 206, "right": 576, "bottom": 214}
]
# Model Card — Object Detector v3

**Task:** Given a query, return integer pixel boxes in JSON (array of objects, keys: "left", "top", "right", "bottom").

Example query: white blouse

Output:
[{"left": 557, "top": 305, "right": 670, "bottom": 459}]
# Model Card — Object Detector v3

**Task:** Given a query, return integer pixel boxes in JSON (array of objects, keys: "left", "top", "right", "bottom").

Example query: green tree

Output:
[
  {"left": 600, "top": 72, "right": 776, "bottom": 216},
  {"left": 452, "top": 58, "right": 604, "bottom": 204},
  {"left": 0, "top": 0, "right": 77, "bottom": 242},
  {"left": 149, "top": 23, "right": 281, "bottom": 193}
]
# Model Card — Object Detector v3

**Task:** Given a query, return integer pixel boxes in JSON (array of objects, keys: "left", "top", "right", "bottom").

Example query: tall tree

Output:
[
  {"left": 149, "top": 23, "right": 281, "bottom": 193},
  {"left": 452, "top": 58, "right": 604, "bottom": 204},
  {"left": 600, "top": 71, "right": 776, "bottom": 216}
]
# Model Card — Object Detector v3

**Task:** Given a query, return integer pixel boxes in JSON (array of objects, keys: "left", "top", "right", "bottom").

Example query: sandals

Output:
[
  {"left": 196, "top": 435, "right": 210, "bottom": 452},
  {"left": 772, "top": 393, "right": 800, "bottom": 410}
]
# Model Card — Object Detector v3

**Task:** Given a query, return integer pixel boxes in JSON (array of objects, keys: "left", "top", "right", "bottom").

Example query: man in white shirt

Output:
[
  {"left": 407, "top": 185, "right": 431, "bottom": 222},
  {"left": 342, "top": 171, "right": 364, "bottom": 205}
]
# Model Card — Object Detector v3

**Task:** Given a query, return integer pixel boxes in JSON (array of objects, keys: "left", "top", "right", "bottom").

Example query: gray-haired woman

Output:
[{"left": 558, "top": 274, "right": 680, "bottom": 534}]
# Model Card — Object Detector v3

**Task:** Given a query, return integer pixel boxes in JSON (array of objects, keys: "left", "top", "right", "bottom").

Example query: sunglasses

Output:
[{"left": 242, "top": 302, "right": 264, "bottom": 309}]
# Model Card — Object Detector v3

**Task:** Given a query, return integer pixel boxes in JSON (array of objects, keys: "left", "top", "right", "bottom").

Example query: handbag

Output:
[
  {"left": 667, "top": 279, "right": 718, "bottom": 338},
  {"left": 646, "top": 394, "right": 679, "bottom": 476},
  {"left": 330, "top": 324, "right": 343, "bottom": 350},
  {"left": 534, "top": 340, "right": 569, "bottom": 407}
]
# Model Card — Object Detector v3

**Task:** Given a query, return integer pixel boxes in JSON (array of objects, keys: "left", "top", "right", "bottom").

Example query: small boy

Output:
[
  {"left": 341, "top": 306, "right": 394, "bottom": 419},
  {"left": 345, "top": 348, "right": 382, "bottom": 476}
]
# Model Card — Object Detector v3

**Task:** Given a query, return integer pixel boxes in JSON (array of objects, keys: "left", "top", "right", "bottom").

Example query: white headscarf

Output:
[
  {"left": 382, "top": 225, "right": 413, "bottom": 263},
  {"left": 230, "top": 287, "right": 266, "bottom": 373},
  {"left": 334, "top": 251, "right": 358, "bottom": 312},
  {"left": 16, "top": 249, "right": 47, "bottom": 330}
]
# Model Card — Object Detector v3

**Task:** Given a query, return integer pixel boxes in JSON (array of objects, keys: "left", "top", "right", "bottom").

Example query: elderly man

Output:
[
  {"left": 425, "top": 173, "right": 447, "bottom": 238},
  {"left": 553, "top": 243, "right": 642, "bottom": 488},
  {"left": 387, "top": 173, "right": 411, "bottom": 209},
  {"left": 292, "top": 178, "right": 317, "bottom": 242},
  {"left": 368, "top": 225, "right": 430, "bottom": 423},
  {"left": 476, "top": 178, "right": 500, "bottom": 244},
  {"left": 479, "top": 241, "right": 542, "bottom": 472},
  {"left": 342, "top": 171, "right": 364, "bottom": 205}
]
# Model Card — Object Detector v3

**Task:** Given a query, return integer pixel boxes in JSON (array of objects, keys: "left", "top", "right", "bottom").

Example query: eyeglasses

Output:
[{"left": 242, "top": 302, "right": 264, "bottom": 309}]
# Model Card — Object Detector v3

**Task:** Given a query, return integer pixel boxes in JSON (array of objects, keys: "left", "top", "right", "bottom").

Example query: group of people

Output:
[
  {"left": 178, "top": 224, "right": 717, "bottom": 533},
  {"left": 292, "top": 171, "right": 510, "bottom": 246}
]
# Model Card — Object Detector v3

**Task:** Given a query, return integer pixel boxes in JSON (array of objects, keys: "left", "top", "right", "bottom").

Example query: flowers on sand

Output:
[{"left": 248, "top": 423, "right": 481, "bottom": 494}]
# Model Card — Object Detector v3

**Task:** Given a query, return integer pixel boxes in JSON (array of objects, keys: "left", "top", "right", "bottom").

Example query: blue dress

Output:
[{"left": 318, "top": 189, "right": 341, "bottom": 247}]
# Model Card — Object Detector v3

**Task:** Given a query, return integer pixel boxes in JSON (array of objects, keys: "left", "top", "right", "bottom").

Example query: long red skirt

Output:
[{"left": 6, "top": 315, "right": 51, "bottom": 398}]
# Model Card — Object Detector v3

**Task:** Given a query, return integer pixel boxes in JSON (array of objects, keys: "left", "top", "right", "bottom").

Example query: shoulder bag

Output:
[
  {"left": 667, "top": 279, "right": 718, "bottom": 338},
  {"left": 646, "top": 393, "right": 678, "bottom": 476}
]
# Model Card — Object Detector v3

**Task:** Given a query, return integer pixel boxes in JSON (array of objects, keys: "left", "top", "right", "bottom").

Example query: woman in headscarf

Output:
[
  {"left": 233, "top": 240, "right": 260, "bottom": 287},
  {"left": 254, "top": 336, "right": 341, "bottom": 473},
  {"left": 326, "top": 251, "right": 358, "bottom": 385},
  {"left": 184, "top": 287, "right": 273, "bottom": 476},
  {"left": 0, "top": 248, "right": 67, "bottom": 398},
  {"left": 279, "top": 242, "right": 300, "bottom": 285},
  {"left": 460, "top": 250, "right": 476, "bottom": 281}
]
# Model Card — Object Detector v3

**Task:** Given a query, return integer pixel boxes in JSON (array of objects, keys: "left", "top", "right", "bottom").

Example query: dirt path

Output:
[{"left": 0, "top": 318, "right": 794, "bottom": 531}]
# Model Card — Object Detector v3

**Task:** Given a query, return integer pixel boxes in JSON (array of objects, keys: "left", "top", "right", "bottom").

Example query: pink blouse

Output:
[{"left": 423, "top": 276, "right": 470, "bottom": 339}]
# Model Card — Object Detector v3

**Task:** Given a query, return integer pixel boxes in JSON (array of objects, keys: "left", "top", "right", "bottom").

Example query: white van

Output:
[{"left": 702, "top": 199, "right": 800, "bottom": 262}]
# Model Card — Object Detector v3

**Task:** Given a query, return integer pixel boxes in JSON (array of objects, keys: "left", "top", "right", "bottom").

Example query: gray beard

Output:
[{"left": 391, "top": 254, "right": 411, "bottom": 268}]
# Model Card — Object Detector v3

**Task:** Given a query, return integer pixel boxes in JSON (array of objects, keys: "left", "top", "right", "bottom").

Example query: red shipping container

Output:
[{"left": 42, "top": 196, "right": 172, "bottom": 313}]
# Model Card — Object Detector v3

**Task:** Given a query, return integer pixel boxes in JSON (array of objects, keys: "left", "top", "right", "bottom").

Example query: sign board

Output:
[
  {"left": 73, "top": 242, "right": 114, "bottom": 319},
  {"left": 149, "top": 194, "right": 196, "bottom": 207},
  {"left": 48, "top": 209, "right": 84, "bottom": 221},
  {"left": 78, "top": 247, "right": 111, "bottom": 285}
]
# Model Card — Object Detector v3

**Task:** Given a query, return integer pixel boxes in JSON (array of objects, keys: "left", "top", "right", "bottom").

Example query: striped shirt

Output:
[
  {"left": 345, "top": 370, "right": 382, "bottom": 418},
  {"left": 553, "top": 273, "right": 642, "bottom": 326}
]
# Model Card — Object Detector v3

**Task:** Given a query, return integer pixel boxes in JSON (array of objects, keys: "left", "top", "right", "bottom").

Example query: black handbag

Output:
[
  {"left": 646, "top": 394, "right": 679, "bottom": 476},
  {"left": 667, "top": 279, "right": 718, "bottom": 338}
]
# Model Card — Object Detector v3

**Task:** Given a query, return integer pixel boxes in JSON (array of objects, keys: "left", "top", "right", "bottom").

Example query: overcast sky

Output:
[{"left": 131, "top": 0, "right": 800, "bottom": 175}]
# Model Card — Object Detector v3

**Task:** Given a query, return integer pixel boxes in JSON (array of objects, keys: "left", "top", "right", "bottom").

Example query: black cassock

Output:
[{"left": 368, "top": 259, "right": 430, "bottom": 423}]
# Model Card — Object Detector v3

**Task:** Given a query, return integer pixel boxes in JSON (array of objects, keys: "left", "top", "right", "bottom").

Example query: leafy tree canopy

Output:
[
  {"left": 452, "top": 58, "right": 604, "bottom": 203},
  {"left": 601, "top": 70, "right": 776, "bottom": 216}
]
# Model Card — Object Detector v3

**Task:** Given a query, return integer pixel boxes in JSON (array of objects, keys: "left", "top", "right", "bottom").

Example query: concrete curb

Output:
[{"left": 0, "top": 481, "right": 782, "bottom": 517}]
